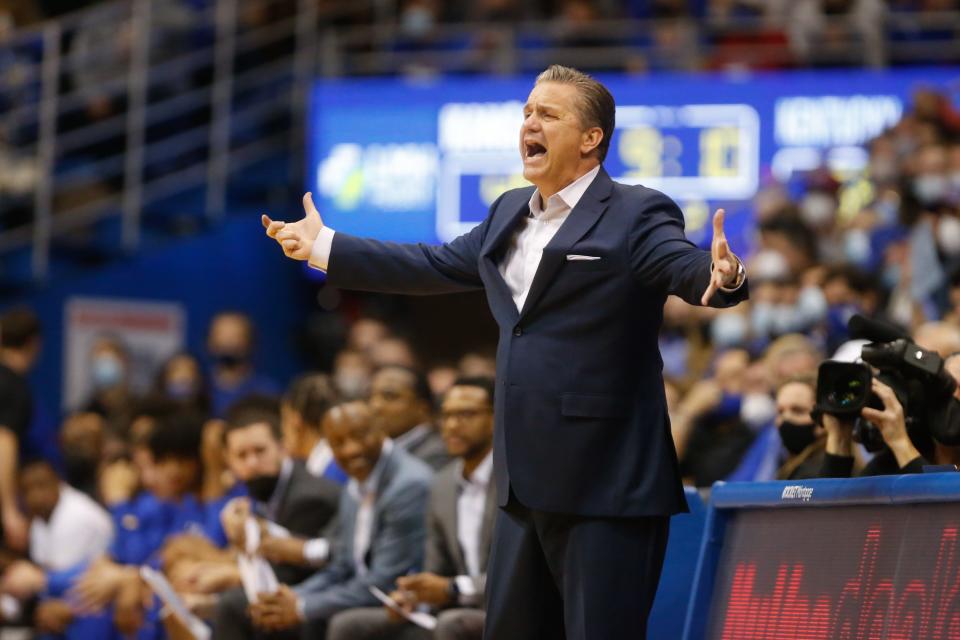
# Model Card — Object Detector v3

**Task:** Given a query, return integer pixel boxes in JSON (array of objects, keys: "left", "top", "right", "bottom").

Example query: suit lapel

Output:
[
  {"left": 445, "top": 462, "right": 468, "bottom": 574},
  {"left": 480, "top": 191, "right": 531, "bottom": 323},
  {"left": 518, "top": 169, "right": 613, "bottom": 321}
]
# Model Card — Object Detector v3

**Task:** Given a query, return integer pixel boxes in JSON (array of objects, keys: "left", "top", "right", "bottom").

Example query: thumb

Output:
[{"left": 303, "top": 192, "right": 322, "bottom": 222}]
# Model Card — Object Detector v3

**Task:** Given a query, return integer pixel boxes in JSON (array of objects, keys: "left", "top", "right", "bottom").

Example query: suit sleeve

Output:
[
  {"left": 298, "top": 479, "right": 430, "bottom": 622},
  {"left": 628, "top": 191, "right": 747, "bottom": 308},
  {"left": 423, "top": 481, "right": 457, "bottom": 578},
  {"left": 323, "top": 194, "right": 505, "bottom": 295}
]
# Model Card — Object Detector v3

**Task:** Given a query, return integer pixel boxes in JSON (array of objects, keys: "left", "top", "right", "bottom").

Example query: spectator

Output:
[
  {"left": 213, "top": 401, "right": 432, "bottom": 639},
  {"left": 787, "top": 0, "right": 886, "bottom": 68},
  {"left": 0, "top": 306, "right": 41, "bottom": 551},
  {"left": 155, "top": 352, "right": 211, "bottom": 415},
  {"left": 728, "top": 375, "right": 830, "bottom": 481},
  {"left": 58, "top": 413, "right": 211, "bottom": 638},
  {"left": 914, "top": 321, "right": 960, "bottom": 359},
  {"left": 59, "top": 412, "right": 107, "bottom": 498},
  {"left": 675, "top": 349, "right": 758, "bottom": 486},
  {"left": 333, "top": 348, "right": 374, "bottom": 401},
  {"left": 0, "top": 461, "right": 113, "bottom": 636},
  {"left": 0, "top": 460, "right": 112, "bottom": 594},
  {"left": 820, "top": 377, "right": 928, "bottom": 478},
  {"left": 327, "top": 377, "right": 496, "bottom": 640},
  {"left": 369, "top": 337, "right": 419, "bottom": 369},
  {"left": 83, "top": 336, "right": 138, "bottom": 429},
  {"left": 171, "top": 394, "right": 340, "bottom": 605},
  {"left": 282, "top": 373, "right": 348, "bottom": 483},
  {"left": 370, "top": 366, "right": 450, "bottom": 470},
  {"left": 206, "top": 312, "right": 280, "bottom": 418}
]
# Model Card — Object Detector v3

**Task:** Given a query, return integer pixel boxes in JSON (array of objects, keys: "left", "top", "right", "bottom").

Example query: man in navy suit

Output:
[{"left": 263, "top": 65, "right": 748, "bottom": 639}]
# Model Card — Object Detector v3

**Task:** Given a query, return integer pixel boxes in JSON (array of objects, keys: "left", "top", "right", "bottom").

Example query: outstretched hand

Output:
[
  {"left": 262, "top": 193, "right": 324, "bottom": 261},
  {"left": 700, "top": 209, "right": 739, "bottom": 306}
]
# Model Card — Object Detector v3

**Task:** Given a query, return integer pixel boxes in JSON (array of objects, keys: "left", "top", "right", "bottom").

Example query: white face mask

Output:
[
  {"left": 741, "top": 392, "right": 777, "bottom": 432},
  {"left": 914, "top": 174, "right": 948, "bottom": 205},
  {"left": 796, "top": 286, "right": 828, "bottom": 324},
  {"left": 938, "top": 215, "right": 960, "bottom": 256},
  {"left": 800, "top": 192, "right": 836, "bottom": 227},
  {"left": 711, "top": 312, "right": 749, "bottom": 348},
  {"left": 843, "top": 229, "right": 872, "bottom": 266}
]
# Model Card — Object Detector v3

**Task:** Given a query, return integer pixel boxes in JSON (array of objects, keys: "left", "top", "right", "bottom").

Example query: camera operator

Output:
[
  {"left": 926, "top": 353, "right": 960, "bottom": 467},
  {"left": 820, "top": 378, "right": 929, "bottom": 478}
]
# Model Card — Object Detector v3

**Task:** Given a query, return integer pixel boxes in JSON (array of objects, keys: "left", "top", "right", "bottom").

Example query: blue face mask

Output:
[
  {"left": 166, "top": 380, "right": 197, "bottom": 401},
  {"left": 92, "top": 356, "right": 123, "bottom": 389}
]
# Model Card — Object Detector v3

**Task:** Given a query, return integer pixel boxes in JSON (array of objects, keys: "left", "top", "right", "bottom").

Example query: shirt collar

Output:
[
  {"left": 527, "top": 164, "right": 601, "bottom": 219},
  {"left": 347, "top": 438, "right": 394, "bottom": 500},
  {"left": 265, "top": 457, "right": 294, "bottom": 517},
  {"left": 460, "top": 451, "right": 493, "bottom": 489}
]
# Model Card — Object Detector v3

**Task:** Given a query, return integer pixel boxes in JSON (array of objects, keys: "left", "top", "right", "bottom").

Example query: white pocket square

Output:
[{"left": 566, "top": 254, "right": 601, "bottom": 261}]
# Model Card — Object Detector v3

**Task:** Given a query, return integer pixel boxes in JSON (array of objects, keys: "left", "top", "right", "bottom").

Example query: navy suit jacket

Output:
[{"left": 326, "top": 168, "right": 748, "bottom": 517}]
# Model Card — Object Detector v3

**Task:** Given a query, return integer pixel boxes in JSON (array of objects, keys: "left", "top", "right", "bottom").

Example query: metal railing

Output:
[{"left": 1, "top": 2, "right": 957, "bottom": 282}]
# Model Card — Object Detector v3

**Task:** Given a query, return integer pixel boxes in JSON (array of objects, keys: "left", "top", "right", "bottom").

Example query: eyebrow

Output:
[{"left": 523, "top": 102, "right": 562, "bottom": 114}]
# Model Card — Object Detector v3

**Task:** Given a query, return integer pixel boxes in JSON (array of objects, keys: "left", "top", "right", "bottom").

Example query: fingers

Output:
[
  {"left": 263, "top": 217, "right": 285, "bottom": 239},
  {"left": 860, "top": 407, "right": 884, "bottom": 424},
  {"left": 701, "top": 277, "right": 719, "bottom": 306},
  {"left": 871, "top": 379, "right": 899, "bottom": 411},
  {"left": 716, "top": 236, "right": 730, "bottom": 259},
  {"left": 712, "top": 208, "right": 726, "bottom": 239}
]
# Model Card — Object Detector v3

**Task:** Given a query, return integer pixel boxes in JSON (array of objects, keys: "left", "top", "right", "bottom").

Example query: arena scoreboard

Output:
[{"left": 308, "top": 68, "right": 957, "bottom": 247}]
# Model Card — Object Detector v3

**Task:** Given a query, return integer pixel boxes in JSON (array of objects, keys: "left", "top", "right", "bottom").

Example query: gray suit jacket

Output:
[
  {"left": 401, "top": 424, "right": 451, "bottom": 471},
  {"left": 425, "top": 459, "right": 496, "bottom": 607},
  {"left": 293, "top": 445, "right": 433, "bottom": 622}
]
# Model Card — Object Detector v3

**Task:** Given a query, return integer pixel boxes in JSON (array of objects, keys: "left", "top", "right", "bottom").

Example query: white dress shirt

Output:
[
  {"left": 308, "top": 163, "right": 743, "bottom": 298},
  {"left": 308, "top": 165, "right": 601, "bottom": 292},
  {"left": 30, "top": 485, "right": 114, "bottom": 571},
  {"left": 348, "top": 439, "right": 393, "bottom": 576},
  {"left": 499, "top": 165, "right": 601, "bottom": 311},
  {"left": 454, "top": 452, "right": 493, "bottom": 601}
]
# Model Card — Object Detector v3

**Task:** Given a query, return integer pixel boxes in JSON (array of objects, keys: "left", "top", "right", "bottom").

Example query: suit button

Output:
[{"left": 513, "top": 326, "right": 523, "bottom": 337}]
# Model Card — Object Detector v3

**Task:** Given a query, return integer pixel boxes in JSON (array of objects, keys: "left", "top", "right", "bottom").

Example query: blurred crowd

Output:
[
  {"left": 0, "top": 0, "right": 958, "bottom": 637},
  {"left": 0, "top": 82, "right": 959, "bottom": 638}
]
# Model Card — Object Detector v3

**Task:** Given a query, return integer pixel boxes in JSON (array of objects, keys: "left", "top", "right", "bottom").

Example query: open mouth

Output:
[{"left": 524, "top": 141, "right": 547, "bottom": 160}]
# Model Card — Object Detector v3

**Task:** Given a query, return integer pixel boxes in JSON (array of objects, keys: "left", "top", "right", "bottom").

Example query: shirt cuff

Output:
[
  {"left": 303, "top": 537, "right": 330, "bottom": 566},
  {"left": 454, "top": 575, "right": 476, "bottom": 605},
  {"left": 715, "top": 255, "right": 746, "bottom": 293},
  {"left": 308, "top": 226, "right": 336, "bottom": 272}
]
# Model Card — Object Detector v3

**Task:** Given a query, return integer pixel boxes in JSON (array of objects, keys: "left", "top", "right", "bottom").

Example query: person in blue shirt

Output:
[
  {"left": 206, "top": 312, "right": 280, "bottom": 418},
  {"left": 281, "top": 373, "right": 348, "bottom": 484},
  {"left": 42, "top": 412, "right": 214, "bottom": 640}
]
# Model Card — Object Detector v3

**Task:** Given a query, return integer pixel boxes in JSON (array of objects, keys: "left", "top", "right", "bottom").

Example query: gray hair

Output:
[{"left": 535, "top": 65, "right": 615, "bottom": 162}]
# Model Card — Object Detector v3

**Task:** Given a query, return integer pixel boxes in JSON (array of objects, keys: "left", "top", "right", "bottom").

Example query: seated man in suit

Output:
[
  {"left": 370, "top": 366, "right": 449, "bottom": 470},
  {"left": 327, "top": 376, "right": 496, "bottom": 640},
  {"left": 164, "top": 395, "right": 341, "bottom": 602},
  {"left": 212, "top": 401, "right": 433, "bottom": 639}
]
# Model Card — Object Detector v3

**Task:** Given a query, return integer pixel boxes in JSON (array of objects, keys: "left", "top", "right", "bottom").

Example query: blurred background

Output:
[
  {"left": 0, "top": 0, "right": 959, "bottom": 638},
  {"left": 0, "top": 0, "right": 958, "bottom": 427}
]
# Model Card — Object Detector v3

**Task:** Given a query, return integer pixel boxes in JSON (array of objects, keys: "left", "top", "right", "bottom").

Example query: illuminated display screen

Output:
[
  {"left": 308, "top": 68, "right": 957, "bottom": 246},
  {"left": 706, "top": 503, "right": 960, "bottom": 639}
]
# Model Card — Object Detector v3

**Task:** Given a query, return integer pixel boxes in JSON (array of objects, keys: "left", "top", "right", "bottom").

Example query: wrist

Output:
[
  {"left": 826, "top": 430, "right": 853, "bottom": 456},
  {"left": 888, "top": 437, "right": 919, "bottom": 466}
]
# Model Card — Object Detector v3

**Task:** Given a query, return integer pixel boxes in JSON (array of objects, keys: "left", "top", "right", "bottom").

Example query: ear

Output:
[{"left": 580, "top": 126, "right": 604, "bottom": 157}]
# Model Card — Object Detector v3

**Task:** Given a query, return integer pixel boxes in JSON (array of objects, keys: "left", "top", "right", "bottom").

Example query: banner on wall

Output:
[{"left": 63, "top": 297, "right": 186, "bottom": 410}]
